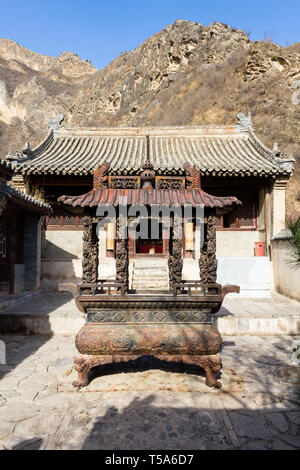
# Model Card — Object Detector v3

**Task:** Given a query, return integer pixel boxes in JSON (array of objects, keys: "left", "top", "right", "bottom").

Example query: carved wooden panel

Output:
[
  {"left": 109, "top": 176, "right": 140, "bottom": 189},
  {"left": 155, "top": 176, "right": 185, "bottom": 189}
]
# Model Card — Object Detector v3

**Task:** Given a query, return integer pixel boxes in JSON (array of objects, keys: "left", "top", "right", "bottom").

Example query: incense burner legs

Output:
[
  {"left": 73, "top": 353, "right": 222, "bottom": 389},
  {"left": 72, "top": 323, "right": 223, "bottom": 389}
]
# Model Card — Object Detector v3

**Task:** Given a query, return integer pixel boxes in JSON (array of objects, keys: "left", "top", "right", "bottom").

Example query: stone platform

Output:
[
  {"left": 0, "top": 333, "right": 299, "bottom": 450},
  {"left": 0, "top": 292, "right": 299, "bottom": 336}
]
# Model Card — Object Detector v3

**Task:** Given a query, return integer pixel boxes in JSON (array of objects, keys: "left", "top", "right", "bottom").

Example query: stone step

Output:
[
  {"left": 132, "top": 277, "right": 169, "bottom": 286},
  {"left": 132, "top": 274, "right": 168, "bottom": 280},
  {"left": 133, "top": 260, "right": 168, "bottom": 268},
  {"left": 132, "top": 287, "right": 169, "bottom": 292},
  {"left": 132, "top": 281, "right": 168, "bottom": 290},
  {"left": 133, "top": 268, "right": 168, "bottom": 275},
  {"left": 132, "top": 258, "right": 169, "bottom": 290}
]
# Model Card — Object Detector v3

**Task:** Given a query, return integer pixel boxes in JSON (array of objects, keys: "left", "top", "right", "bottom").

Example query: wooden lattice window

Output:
[
  {"left": 46, "top": 216, "right": 84, "bottom": 230},
  {"left": 108, "top": 176, "right": 140, "bottom": 189},
  {"left": 155, "top": 176, "right": 185, "bottom": 189}
]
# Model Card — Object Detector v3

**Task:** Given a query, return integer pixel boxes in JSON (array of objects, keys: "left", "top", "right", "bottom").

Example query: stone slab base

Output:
[{"left": 214, "top": 314, "right": 300, "bottom": 336}]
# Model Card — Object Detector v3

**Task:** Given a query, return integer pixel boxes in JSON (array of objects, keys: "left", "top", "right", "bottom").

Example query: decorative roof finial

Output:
[
  {"left": 47, "top": 113, "right": 64, "bottom": 136},
  {"left": 22, "top": 142, "right": 31, "bottom": 156},
  {"left": 184, "top": 162, "right": 201, "bottom": 189},
  {"left": 236, "top": 112, "right": 252, "bottom": 132},
  {"left": 141, "top": 135, "right": 155, "bottom": 189},
  {"left": 93, "top": 162, "right": 110, "bottom": 189},
  {"left": 272, "top": 142, "right": 281, "bottom": 157}
]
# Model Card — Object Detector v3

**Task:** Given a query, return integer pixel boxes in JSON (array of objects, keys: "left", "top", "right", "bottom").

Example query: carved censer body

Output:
[{"left": 60, "top": 281, "right": 238, "bottom": 388}]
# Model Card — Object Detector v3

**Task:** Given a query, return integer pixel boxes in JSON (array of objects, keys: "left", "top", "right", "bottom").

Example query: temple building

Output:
[{"left": 4, "top": 113, "right": 294, "bottom": 297}]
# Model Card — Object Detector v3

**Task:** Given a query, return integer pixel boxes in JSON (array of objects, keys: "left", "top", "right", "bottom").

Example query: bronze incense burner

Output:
[
  {"left": 60, "top": 281, "right": 239, "bottom": 388},
  {"left": 58, "top": 161, "right": 240, "bottom": 389}
]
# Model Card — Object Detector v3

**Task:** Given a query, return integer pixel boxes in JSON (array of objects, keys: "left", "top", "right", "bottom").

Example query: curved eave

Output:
[
  {"left": 58, "top": 188, "right": 242, "bottom": 209},
  {"left": 0, "top": 184, "right": 51, "bottom": 214},
  {"left": 19, "top": 167, "right": 288, "bottom": 178}
]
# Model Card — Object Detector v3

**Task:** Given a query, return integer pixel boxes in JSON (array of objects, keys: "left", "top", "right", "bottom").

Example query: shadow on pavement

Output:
[{"left": 0, "top": 293, "right": 73, "bottom": 381}]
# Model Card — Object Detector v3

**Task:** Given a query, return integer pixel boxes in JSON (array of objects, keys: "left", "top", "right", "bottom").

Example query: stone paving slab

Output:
[{"left": 0, "top": 334, "right": 299, "bottom": 450}]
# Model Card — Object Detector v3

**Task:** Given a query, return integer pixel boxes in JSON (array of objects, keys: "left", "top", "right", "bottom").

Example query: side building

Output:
[{"left": 0, "top": 160, "right": 50, "bottom": 299}]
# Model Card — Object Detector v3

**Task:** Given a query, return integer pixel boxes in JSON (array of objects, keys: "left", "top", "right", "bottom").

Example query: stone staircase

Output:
[{"left": 131, "top": 258, "right": 169, "bottom": 291}]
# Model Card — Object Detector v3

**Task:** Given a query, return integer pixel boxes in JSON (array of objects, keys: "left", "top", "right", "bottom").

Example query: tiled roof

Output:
[
  {"left": 58, "top": 188, "right": 241, "bottom": 209},
  {"left": 0, "top": 182, "right": 51, "bottom": 213},
  {"left": 9, "top": 120, "right": 294, "bottom": 177}
]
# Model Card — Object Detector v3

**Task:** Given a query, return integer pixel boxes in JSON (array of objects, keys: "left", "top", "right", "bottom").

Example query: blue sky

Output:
[{"left": 0, "top": 0, "right": 299, "bottom": 69}]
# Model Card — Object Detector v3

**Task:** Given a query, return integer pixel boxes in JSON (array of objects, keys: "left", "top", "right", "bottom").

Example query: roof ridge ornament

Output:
[
  {"left": 143, "top": 158, "right": 153, "bottom": 170},
  {"left": 141, "top": 135, "right": 155, "bottom": 189},
  {"left": 47, "top": 113, "right": 64, "bottom": 136},
  {"left": 6, "top": 150, "right": 27, "bottom": 163},
  {"left": 184, "top": 163, "right": 201, "bottom": 189},
  {"left": 271, "top": 142, "right": 295, "bottom": 173},
  {"left": 93, "top": 162, "right": 110, "bottom": 189},
  {"left": 272, "top": 142, "right": 280, "bottom": 157},
  {"left": 236, "top": 112, "right": 252, "bottom": 132},
  {"left": 22, "top": 142, "right": 32, "bottom": 157}
]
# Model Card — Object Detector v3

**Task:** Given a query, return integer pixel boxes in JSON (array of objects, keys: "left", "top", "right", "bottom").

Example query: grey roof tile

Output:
[{"left": 9, "top": 125, "right": 294, "bottom": 177}]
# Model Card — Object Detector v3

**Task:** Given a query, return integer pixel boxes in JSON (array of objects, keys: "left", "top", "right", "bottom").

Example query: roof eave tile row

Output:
[
  {"left": 0, "top": 183, "right": 51, "bottom": 213},
  {"left": 7, "top": 125, "right": 294, "bottom": 178}
]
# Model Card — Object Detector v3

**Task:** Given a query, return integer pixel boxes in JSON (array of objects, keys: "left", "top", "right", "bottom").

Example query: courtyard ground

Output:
[{"left": 0, "top": 331, "right": 300, "bottom": 450}]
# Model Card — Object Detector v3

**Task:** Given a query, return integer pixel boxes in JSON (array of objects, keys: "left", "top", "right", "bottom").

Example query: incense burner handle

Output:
[
  {"left": 58, "top": 283, "right": 85, "bottom": 313},
  {"left": 221, "top": 284, "right": 240, "bottom": 300}
]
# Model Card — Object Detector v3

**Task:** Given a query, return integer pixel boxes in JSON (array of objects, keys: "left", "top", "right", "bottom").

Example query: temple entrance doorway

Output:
[
  {"left": 136, "top": 238, "right": 163, "bottom": 254},
  {"left": 136, "top": 219, "right": 163, "bottom": 255},
  {"left": 129, "top": 219, "right": 169, "bottom": 258}
]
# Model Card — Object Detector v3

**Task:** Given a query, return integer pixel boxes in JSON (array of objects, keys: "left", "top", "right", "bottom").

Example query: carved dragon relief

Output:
[
  {"left": 168, "top": 215, "right": 183, "bottom": 291},
  {"left": 200, "top": 215, "right": 217, "bottom": 285},
  {"left": 116, "top": 214, "right": 129, "bottom": 292},
  {"left": 82, "top": 216, "right": 99, "bottom": 285}
]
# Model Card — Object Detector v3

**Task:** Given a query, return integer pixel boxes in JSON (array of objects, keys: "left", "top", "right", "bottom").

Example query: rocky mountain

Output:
[{"left": 0, "top": 20, "right": 299, "bottom": 214}]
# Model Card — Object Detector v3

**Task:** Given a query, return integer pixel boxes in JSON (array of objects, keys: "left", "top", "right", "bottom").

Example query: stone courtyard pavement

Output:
[{"left": 0, "top": 333, "right": 300, "bottom": 450}]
